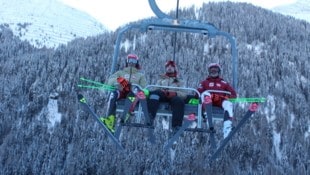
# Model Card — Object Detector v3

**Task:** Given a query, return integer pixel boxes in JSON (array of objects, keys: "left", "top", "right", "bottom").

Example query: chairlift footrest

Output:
[
  {"left": 185, "top": 128, "right": 215, "bottom": 133},
  {"left": 121, "top": 123, "right": 155, "bottom": 129}
]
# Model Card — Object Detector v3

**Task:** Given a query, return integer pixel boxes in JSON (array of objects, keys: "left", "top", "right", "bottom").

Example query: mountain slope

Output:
[
  {"left": 0, "top": 0, "right": 106, "bottom": 48},
  {"left": 272, "top": 0, "right": 310, "bottom": 23},
  {"left": 0, "top": 2, "right": 309, "bottom": 175}
]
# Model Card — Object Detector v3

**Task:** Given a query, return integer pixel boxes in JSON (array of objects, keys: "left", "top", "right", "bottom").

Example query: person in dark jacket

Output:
[
  {"left": 197, "top": 63, "right": 237, "bottom": 138},
  {"left": 147, "top": 61, "right": 188, "bottom": 132}
]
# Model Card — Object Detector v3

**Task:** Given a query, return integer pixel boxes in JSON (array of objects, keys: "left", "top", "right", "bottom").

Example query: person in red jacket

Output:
[{"left": 197, "top": 63, "right": 237, "bottom": 138}]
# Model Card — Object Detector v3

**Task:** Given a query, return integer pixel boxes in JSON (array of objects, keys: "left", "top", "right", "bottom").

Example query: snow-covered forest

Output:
[{"left": 0, "top": 2, "right": 309, "bottom": 174}]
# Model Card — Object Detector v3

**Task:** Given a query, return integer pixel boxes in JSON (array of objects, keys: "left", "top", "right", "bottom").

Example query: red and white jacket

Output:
[{"left": 197, "top": 77, "right": 237, "bottom": 105}]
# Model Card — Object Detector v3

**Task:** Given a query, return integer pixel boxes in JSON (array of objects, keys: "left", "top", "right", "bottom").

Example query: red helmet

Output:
[
  {"left": 165, "top": 60, "right": 178, "bottom": 77},
  {"left": 165, "top": 60, "right": 176, "bottom": 68},
  {"left": 126, "top": 54, "right": 140, "bottom": 69},
  {"left": 127, "top": 54, "right": 138, "bottom": 62}
]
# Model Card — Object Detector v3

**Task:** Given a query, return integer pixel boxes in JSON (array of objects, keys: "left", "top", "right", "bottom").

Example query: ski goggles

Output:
[
  {"left": 208, "top": 67, "right": 220, "bottom": 73},
  {"left": 127, "top": 58, "right": 138, "bottom": 64}
]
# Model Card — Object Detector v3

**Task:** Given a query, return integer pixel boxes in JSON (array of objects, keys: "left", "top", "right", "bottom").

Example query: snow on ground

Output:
[
  {"left": 47, "top": 99, "right": 62, "bottom": 130},
  {"left": 272, "top": 130, "right": 282, "bottom": 161},
  {"left": 0, "top": 0, "right": 106, "bottom": 48},
  {"left": 264, "top": 95, "right": 276, "bottom": 123}
]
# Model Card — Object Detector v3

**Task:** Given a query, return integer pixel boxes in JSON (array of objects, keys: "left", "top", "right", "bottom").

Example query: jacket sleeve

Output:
[
  {"left": 107, "top": 71, "right": 123, "bottom": 87},
  {"left": 225, "top": 83, "right": 237, "bottom": 98},
  {"left": 197, "top": 81, "right": 205, "bottom": 94},
  {"left": 139, "top": 73, "right": 147, "bottom": 88},
  {"left": 173, "top": 80, "right": 188, "bottom": 99},
  {"left": 156, "top": 78, "right": 163, "bottom": 86}
]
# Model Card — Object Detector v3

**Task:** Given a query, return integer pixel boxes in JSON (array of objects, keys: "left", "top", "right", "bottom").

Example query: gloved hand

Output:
[
  {"left": 117, "top": 77, "right": 131, "bottom": 92},
  {"left": 211, "top": 94, "right": 228, "bottom": 103},
  {"left": 117, "top": 77, "right": 129, "bottom": 88},
  {"left": 188, "top": 98, "right": 199, "bottom": 105},
  {"left": 162, "top": 90, "right": 177, "bottom": 98},
  {"left": 211, "top": 94, "right": 221, "bottom": 103},
  {"left": 142, "top": 89, "right": 150, "bottom": 97}
]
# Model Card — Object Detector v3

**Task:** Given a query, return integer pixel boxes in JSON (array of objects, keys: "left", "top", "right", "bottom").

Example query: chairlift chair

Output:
[{"left": 112, "top": 0, "right": 239, "bottom": 130}]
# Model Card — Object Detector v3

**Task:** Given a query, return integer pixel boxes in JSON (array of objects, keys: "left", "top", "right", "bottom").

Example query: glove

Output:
[
  {"left": 188, "top": 98, "right": 199, "bottom": 105},
  {"left": 162, "top": 90, "right": 177, "bottom": 98},
  {"left": 117, "top": 77, "right": 131, "bottom": 92},
  {"left": 211, "top": 94, "right": 221, "bottom": 103},
  {"left": 142, "top": 89, "right": 150, "bottom": 97},
  {"left": 117, "top": 77, "right": 129, "bottom": 88},
  {"left": 211, "top": 94, "right": 228, "bottom": 103}
]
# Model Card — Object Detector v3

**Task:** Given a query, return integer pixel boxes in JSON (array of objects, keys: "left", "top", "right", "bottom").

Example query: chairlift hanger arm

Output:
[
  {"left": 148, "top": 0, "right": 172, "bottom": 19},
  {"left": 143, "top": 18, "right": 218, "bottom": 36},
  {"left": 110, "top": 19, "right": 220, "bottom": 74},
  {"left": 111, "top": 0, "right": 239, "bottom": 90}
]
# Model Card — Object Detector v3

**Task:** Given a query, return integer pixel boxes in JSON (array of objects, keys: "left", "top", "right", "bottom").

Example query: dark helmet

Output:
[
  {"left": 126, "top": 54, "right": 140, "bottom": 69},
  {"left": 208, "top": 63, "right": 221, "bottom": 78}
]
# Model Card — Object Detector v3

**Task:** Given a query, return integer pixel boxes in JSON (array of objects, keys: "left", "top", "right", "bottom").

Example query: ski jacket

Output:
[
  {"left": 197, "top": 77, "right": 237, "bottom": 99},
  {"left": 155, "top": 74, "right": 187, "bottom": 99},
  {"left": 107, "top": 67, "right": 147, "bottom": 88}
]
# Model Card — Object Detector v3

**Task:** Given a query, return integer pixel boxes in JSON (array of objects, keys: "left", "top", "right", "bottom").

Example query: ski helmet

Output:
[
  {"left": 126, "top": 54, "right": 140, "bottom": 69},
  {"left": 165, "top": 60, "right": 176, "bottom": 68},
  {"left": 208, "top": 63, "right": 221, "bottom": 77},
  {"left": 165, "top": 60, "right": 178, "bottom": 77}
]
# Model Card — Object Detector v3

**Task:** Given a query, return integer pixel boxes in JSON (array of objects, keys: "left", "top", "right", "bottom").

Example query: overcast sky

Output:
[{"left": 60, "top": 0, "right": 297, "bottom": 31}]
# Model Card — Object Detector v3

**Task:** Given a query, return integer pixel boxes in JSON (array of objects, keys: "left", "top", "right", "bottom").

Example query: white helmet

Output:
[{"left": 208, "top": 63, "right": 221, "bottom": 77}]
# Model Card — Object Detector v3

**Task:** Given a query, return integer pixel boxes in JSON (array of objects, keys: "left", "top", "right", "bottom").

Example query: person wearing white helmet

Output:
[{"left": 197, "top": 63, "right": 237, "bottom": 138}]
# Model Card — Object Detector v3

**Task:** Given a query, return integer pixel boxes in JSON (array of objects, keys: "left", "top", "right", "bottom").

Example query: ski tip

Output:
[
  {"left": 149, "top": 139, "right": 156, "bottom": 144},
  {"left": 163, "top": 141, "right": 172, "bottom": 150},
  {"left": 249, "top": 103, "right": 259, "bottom": 112},
  {"left": 118, "top": 145, "right": 126, "bottom": 151},
  {"left": 210, "top": 153, "right": 219, "bottom": 161},
  {"left": 77, "top": 94, "right": 84, "bottom": 100},
  {"left": 163, "top": 145, "right": 169, "bottom": 151}
]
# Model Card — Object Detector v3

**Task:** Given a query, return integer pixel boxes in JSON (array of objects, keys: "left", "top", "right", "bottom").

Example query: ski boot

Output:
[{"left": 100, "top": 115, "right": 116, "bottom": 133}]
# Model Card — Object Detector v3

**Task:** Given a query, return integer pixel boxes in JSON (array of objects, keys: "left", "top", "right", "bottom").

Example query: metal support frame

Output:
[
  {"left": 110, "top": 0, "right": 238, "bottom": 90},
  {"left": 112, "top": 0, "right": 239, "bottom": 131}
]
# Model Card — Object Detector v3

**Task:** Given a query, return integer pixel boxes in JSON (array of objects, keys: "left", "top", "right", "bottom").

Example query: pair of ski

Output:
[
  {"left": 163, "top": 101, "right": 259, "bottom": 161},
  {"left": 78, "top": 78, "right": 155, "bottom": 149},
  {"left": 78, "top": 94, "right": 125, "bottom": 150},
  {"left": 162, "top": 102, "right": 215, "bottom": 151},
  {"left": 78, "top": 91, "right": 155, "bottom": 151},
  {"left": 114, "top": 90, "right": 156, "bottom": 144}
]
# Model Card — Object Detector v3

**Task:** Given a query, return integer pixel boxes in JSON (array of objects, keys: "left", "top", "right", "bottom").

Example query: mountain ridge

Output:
[
  {"left": 1, "top": 0, "right": 309, "bottom": 49},
  {"left": 0, "top": 0, "right": 106, "bottom": 48},
  {"left": 272, "top": 0, "right": 310, "bottom": 23},
  {"left": 0, "top": 2, "right": 309, "bottom": 174}
]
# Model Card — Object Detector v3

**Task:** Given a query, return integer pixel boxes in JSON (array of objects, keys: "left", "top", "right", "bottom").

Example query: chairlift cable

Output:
[{"left": 172, "top": 0, "right": 179, "bottom": 63}]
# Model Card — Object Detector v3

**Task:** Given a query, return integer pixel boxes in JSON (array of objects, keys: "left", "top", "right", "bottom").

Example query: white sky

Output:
[{"left": 60, "top": 0, "right": 297, "bottom": 31}]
